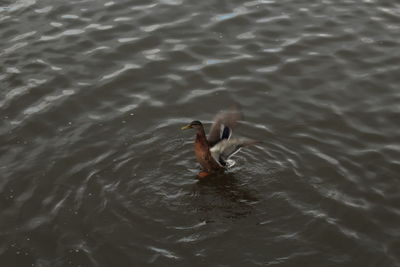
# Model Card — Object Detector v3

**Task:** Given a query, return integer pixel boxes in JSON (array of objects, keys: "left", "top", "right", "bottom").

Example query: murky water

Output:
[{"left": 1, "top": 0, "right": 400, "bottom": 266}]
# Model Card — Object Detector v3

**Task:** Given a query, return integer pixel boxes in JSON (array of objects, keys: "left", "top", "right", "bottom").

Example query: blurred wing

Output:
[
  {"left": 207, "top": 108, "right": 241, "bottom": 146},
  {"left": 210, "top": 138, "right": 257, "bottom": 165}
]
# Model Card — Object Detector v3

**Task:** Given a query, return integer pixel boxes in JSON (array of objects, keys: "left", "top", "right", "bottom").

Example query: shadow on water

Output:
[{"left": 188, "top": 172, "right": 259, "bottom": 221}]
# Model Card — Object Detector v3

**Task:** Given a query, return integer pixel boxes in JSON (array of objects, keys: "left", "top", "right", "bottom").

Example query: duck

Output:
[{"left": 181, "top": 108, "right": 258, "bottom": 178}]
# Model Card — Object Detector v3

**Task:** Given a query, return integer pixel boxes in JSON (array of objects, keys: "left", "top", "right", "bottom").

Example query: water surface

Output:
[{"left": 1, "top": 0, "right": 400, "bottom": 266}]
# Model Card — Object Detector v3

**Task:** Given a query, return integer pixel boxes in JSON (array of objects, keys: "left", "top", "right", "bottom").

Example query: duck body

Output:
[
  {"left": 194, "top": 127, "right": 223, "bottom": 172},
  {"left": 182, "top": 108, "right": 257, "bottom": 175}
]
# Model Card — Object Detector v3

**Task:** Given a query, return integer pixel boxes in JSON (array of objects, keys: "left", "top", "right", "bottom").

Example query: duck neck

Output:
[{"left": 195, "top": 127, "right": 209, "bottom": 148}]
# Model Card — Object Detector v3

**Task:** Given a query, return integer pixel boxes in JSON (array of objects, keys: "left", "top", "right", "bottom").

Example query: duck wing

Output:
[
  {"left": 210, "top": 138, "right": 258, "bottom": 166},
  {"left": 207, "top": 108, "right": 241, "bottom": 146}
]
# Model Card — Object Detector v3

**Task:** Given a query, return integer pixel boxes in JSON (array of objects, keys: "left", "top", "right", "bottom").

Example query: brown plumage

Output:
[{"left": 181, "top": 108, "right": 258, "bottom": 176}]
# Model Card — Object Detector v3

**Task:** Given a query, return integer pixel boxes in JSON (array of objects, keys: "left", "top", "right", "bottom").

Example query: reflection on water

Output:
[
  {"left": 1, "top": 0, "right": 400, "bottom": 266},
  {"left": 190, "top": 173, "right": 259, "bottom": 221}
]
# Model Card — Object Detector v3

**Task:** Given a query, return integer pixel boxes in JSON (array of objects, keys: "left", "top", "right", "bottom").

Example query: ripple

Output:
[
  {"left": 237, "top": 31, "right": 255, "bottom": 40},
  {"left": 256, "top": 14, "right": 290, "bottom": 23},
  {"left": 34, "top": 6, "right": 52, "bottom": 14},
  {"left": 101, "top": 63, "right": 140, "bottom": 80},
  {"left": 0, "top": 41, "right": 28, "bottom": 56},
  {"left": 3, "top": 0, "right": 36, "bottom": 12},
  {"left": 9, "top": 30, "right": 37, "bottom": 42},
  {"left": 148, "top": 246, "right": 180, "bottom": 260},
  {"left": 85, "top": 23, "right": 113, "bottom": 30},
  {"left": 39, "top": 28, "right": 86, "bottom": 41},
  {"left": 22, "top": 87, "right": 75, "bottom": 115},
  {"left": 255, "top": 65, "right": 279, "bottom": 73},
  {"left": 22, "top": 215, "right": 49, "bottom": 231},
  {"left": 130, "top": 3, "right": 157, "bottom": 11},
  {"left": 117, "top": 37, "right": 139, "bottom": 43}
]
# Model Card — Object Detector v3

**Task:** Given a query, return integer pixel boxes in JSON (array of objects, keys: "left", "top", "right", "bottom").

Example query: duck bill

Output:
[{"left": 181, "top": 125, "right": 192, "bottom": 130}]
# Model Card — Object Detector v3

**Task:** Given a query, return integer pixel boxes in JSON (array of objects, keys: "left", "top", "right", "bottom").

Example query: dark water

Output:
[{"left": 1, "top": 0, "right": 400, "bottom": 266}]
